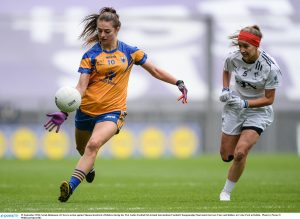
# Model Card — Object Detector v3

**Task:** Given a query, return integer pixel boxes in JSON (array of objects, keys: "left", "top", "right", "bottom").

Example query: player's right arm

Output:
[
  {"left": 219, "top": 54, "right": 233, "bottom": 102},
  {"left": 76, "top": 73, "right": 90, "bottom": 97},
  {"left": 222, "top": 70, "right": 231, "bottom": 88},
  {"left": 219, "top": 70, "right": 232, "bottom": 102}
]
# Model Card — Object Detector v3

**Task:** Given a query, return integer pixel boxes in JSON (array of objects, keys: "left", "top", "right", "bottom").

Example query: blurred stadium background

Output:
[{"left": 1, "top": 0, "right": 300, "bottom": 160}]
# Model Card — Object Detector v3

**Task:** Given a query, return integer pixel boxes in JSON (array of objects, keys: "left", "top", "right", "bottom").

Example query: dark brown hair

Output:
[
  {"left": 79, "top": 7, "right": 121, "bottom": 46},
  {"left": 229, "top": 25, "right": 263, "bottom": 46}
]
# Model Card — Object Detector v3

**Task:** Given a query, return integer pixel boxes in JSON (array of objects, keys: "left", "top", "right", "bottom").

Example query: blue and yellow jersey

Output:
[{"left": 78, "top": 41, "right": 147, "bottom": 116}]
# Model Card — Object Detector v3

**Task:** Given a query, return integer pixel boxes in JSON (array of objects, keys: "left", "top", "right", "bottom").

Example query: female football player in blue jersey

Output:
[
  {"left": 44, "top": 7, "right": 188, "bottom": 202},
  {"left": 218, "top": 25, "right": 281, "bottom": 201}
]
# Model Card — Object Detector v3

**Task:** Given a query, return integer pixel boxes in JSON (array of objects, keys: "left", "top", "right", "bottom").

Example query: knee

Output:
[
  {"left": 234, "top": 151, "right": 246, "bottom": 162},
  {"left": 220, "top": 148, "right": 234, "bottom": 162},
  {"left": 234, "top": 141, "right": 251, "bottom": 162},
  {"left": 85, "top": 139, "right": 101, "bottom": 156}
]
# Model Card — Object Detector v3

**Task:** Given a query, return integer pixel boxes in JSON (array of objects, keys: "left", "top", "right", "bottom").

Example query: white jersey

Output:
[{"left": 224, "top": 49, "right": 282, "bottom": 99}]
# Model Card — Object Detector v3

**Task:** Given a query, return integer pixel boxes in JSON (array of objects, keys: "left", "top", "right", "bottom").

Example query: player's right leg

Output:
[
  {"left": 220, "top": 132, "right": 239, "bottom": 162},
  {"left": 58, "top": 121, "right": 117, "bottom": 202},
  {"left": 74, "top": 109, "right": 101, "bottom": 184},
  {"left": 219, "top": 133, "right": 240, "bottom": 201},
  {"left": 219, "top": 104, "right": 244, "bottom": 201},
  {"left": 75, "top": 129, "right": 95, "bottom": 183}
]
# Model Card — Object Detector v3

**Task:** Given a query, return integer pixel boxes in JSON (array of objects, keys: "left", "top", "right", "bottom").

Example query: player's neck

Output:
[
  {"left": 100, "top": 40, "right": 118, "bottom": 52},
  {"left": 244, "top": 50, "right": 260, "bottom": 64}
]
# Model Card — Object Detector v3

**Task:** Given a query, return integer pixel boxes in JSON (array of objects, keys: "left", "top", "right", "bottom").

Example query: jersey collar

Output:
[{"left": 99, "top": 41, "right": 119, "bottom": 54}]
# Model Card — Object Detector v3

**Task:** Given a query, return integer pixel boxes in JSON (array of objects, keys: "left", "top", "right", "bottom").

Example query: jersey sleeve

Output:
[
  {"left": 131, "top": 48, "right": 147, "bottom": 65},
  {"left": 128, "top": 47, "right": 147, "bottom": 65},
  {"left": 265, "top": 67, "right": 282, "bottom": 89},
  {"left": 223, "top": 56, "right": 231, "bottom": 72},
  {"left": 78, "top": 53, "right": 93, "bottom": 74}
]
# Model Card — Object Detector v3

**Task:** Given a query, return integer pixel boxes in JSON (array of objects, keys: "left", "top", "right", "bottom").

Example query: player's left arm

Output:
[
  {"left": 141, "top": 60, "right": 177, "bottom": 85},
  {"left": 247, "top": 89, "right": 276, "bottom": 107},
  {"left": 247, "top": 66, "right": 281, "bottom": 108},
  {"left": 141, "top": 60, "right": 188, "bottom": 104}
]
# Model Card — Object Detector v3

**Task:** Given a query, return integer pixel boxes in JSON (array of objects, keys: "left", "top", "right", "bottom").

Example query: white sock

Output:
[{"left": 222, "top": 179, "right": 236, "bottom": 193}]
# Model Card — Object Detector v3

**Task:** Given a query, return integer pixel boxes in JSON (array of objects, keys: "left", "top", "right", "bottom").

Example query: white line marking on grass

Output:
[
  {"left": 127, "top": 207, "right": 145, "bottom": 210},
  {"left": 88, "top": 207, "right": 116, "bottom": 210}
]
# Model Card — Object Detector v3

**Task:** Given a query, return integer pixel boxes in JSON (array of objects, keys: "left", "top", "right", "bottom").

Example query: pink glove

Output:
[
  {"left": 176, "top": 80, "right": 188, "bottom": 104},
  {"left": 44, "top": 112, "right": 68, "bottom": 133}
]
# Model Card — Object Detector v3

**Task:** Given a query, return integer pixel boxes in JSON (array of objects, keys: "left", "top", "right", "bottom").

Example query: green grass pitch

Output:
[{"left": 0, "top": 154, "right": 299, "bottom": 212}]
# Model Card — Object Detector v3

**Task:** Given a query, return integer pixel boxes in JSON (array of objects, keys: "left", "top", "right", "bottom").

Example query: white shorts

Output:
[{"left": 221, "top": 103, "right": 274, "bottom": 135}]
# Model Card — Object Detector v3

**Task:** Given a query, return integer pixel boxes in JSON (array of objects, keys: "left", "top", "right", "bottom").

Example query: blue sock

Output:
[{"left": 69, "top": 169, "right": 86, "bottom": 192}]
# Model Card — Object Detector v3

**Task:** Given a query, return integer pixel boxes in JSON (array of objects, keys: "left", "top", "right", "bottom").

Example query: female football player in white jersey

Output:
[{"left": 218, "top": 25, "right": 281, "bottom": 201}]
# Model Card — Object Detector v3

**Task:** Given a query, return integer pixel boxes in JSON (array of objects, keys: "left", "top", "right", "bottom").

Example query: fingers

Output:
[
  {"left": 56, "top": 125, "right": 60, "bottom": 133},
  {"left": 44, "top": 121, "right": 54, "bottom": 130},
  {"left": 44, "top": 121, "right": 58, "bottom": 132},
  {"left": 177, "top": 95, "right": 188, "bottom": 104},
  {"left": 227, "top": 99, "right": 234, "bottom": 105},
  {"left": 47, "top": 123, "right": 55, "bottom": 131},
  {"left": 44, "top": 120, "right": 52, "bottom": 128},
  {"left": 44, "top": 122, "right": 60, "bottom": 133},
  {"left": 219, "top": 96, "right": 225, "bottom": 102},
  {"left": 48, "top": 123, "right": 57, "bottom": 132},
  {"left": 44, "top": 113, "right": 64, "bottom": 133},
  {"left": 183, "top": 97, "right": 188, "bottom": 104}
]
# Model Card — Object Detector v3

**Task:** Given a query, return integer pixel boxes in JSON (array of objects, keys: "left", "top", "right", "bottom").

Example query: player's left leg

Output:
[
  {"left": 75, "top": 128, "right": 91, "bottom": 155},
  {"left": 229, "top": 129, "right": 260, "bottom": 182},
  {"left": 220, "top": 129, "right": 260, "bottom": 201}
]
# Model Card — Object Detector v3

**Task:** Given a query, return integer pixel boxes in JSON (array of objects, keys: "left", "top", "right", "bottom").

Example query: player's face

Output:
[
  {"left": 97, "top": 20, "right": 119, "bottom": 48},
  {"left": 238, "top": 41, "right": 259, "bottom": 63}
]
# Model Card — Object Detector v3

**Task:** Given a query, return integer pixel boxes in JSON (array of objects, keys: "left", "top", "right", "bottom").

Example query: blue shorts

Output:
[{"left": 75, "top": 109, "right": 127, "bottom": 133}]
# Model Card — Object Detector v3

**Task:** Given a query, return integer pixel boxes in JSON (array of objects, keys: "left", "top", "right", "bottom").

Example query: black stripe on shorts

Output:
[{"left": 241, "top": 126, "right": 263, "bottom": 136}]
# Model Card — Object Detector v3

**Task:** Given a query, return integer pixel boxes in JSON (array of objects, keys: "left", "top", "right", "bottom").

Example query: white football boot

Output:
[{"left": 219, "top": 191, "right": 231, "bottom": 201}]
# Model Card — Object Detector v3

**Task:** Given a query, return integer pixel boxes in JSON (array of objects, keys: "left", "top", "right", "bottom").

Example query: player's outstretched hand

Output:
[
  {"left": 176, "top": 80, "right": 188, "bottom": 104},
  {"left": 219, "top": 87, "right": 231, "bottom": 102},
  {"left": 227, "top": 96, "right": 248, "bottom": 109},
  {"left": 44, "top": 112, "right": 68, "bottom": 133}
]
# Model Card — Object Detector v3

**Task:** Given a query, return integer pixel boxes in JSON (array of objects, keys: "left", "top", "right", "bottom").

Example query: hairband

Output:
[{"left": 238, "top": 31, "right": 261, "bottom": 47}]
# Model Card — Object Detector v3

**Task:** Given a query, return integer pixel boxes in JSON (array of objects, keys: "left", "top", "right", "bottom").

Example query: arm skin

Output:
[
  {"left": 222, "top": 70, "right": 231, "bottom": 89},
  {"left": 247, "top": 89, "right": 276, "bottom": 108},
  {"left": 75, "top": 73, "right": 90, "bottom": 97},
  {"left": 141, "top": 60, "right": 178, "bottom": 85}
]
